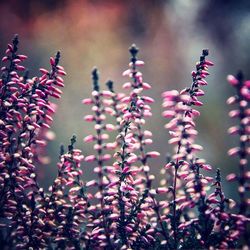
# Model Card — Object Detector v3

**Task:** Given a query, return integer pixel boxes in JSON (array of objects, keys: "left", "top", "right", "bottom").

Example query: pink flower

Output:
[
  {"left": 82, "top": 98, "right": 93, "bottom": 104},
  {"left": 227, "top": 75, "right": 239, "bottom": 86},
  {"left": 226, "top": 173, "right": 237, "bottom": 181},
  {"left": 85, "top": 155, "right": 96, "bottom": 162},
  {"left": 122, "top": 82, "right": 132, "bottom": 89},
  {"left": 146, "top": 151, "right": 160, "bottom": 158},
  {"left": 84, "top": 115, "right": 95, "bottom": 122},
  {"left": 84, "top": 135, "right": 96, "bottom": 143},
  {"left": 156, "top": 187, "right": 169, "bottom": 194},
  {"left": 228, "top": 147, "right": 240, "bottom": 156}
]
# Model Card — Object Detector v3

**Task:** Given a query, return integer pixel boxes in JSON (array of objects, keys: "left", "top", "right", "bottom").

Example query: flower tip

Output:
[
  {"left": 92, "top": 67, "right": 98, "bottom": 79},
  {"left": 129, "top": 44, "right": 139, "bottom": 56},
  {"left": 202, "top": 49, "right": 209, "bottom": 56}
]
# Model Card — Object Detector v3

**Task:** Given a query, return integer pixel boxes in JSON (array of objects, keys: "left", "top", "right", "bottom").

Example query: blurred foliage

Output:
[{"left": 0, "top": 0, "right": 249, "bottom": 200}]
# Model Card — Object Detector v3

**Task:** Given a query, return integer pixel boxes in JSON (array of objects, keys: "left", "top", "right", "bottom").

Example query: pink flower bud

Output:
[
  {"left": 226, "top": 173, "right": 237, "bottom": 181},
  {"left": 122, "top": 166, "right": 130, "bottom": 173},
  {"left": 156, "top": 187, "right": 169, "bottom": 194},
  {"left": 228, "top": 110, "right": 240, "bottom": 118},
  {"left": 57, "top": 69, "right": 67, "bottom": 76},
  {"left": 162, "top": 90, "right": 179, "bottom": 99},
  {"left": 227, "top": 75, "right": 239, "bottom": 86},
  {"left": 101, "top": 90, "right": 112, "bottom": 97},
  {"left": 204, "top": 60, "right": 214, "bottom": 66},
  {"left": 228, "top": 147, "right": 240, "bottom": 156},
  {"left": 123, "top": 112, "right": 132, "bottom": 120},
  {"left": 82, "top": 98, "right": 93, "bottom": 105},
  {"left": 179, "top": 171, "right": 189, "bottom": 178},
  {"left": 121, "top": 96, "right": 130, "bottom": 103},
  {"left": 16, "top": 65, "right": 25, "bottom": 71},
  {"left": 179, "top": 201, "right": 194, "bottom": 210},
  {"left": 40, "top": 68, "right": 49, "bottom": 74},
  {"left": 2, "top": 56, "right": 8, "bottom": 62},
  {"left": 109, "top": 214, "right": 119, "bottom": 220},
  {"left": 191, "top": 109, "right": 200, "bottom": 117},
  {"left": 105, "top": 124, "right": 115, "bottom": 131},
  {"left": 49, "top": 57, "right": 55, "bottom": 66},
  {"left": 168, "top": 137, "right": 180, "bottom": 145},
  {"left": 227, "top": 97, "right": 237, "bottom": 107},
  {"left": 144, "top": 138, "right": 153, "bottom": 145},
  {"left": 50, "top": 92, "right": 61, "bottom": 99},
  {"left": 178, "top": 223, "right": 187, "bottom": 230},
  {"left": 147, "top": 151, "right": 160, "bottom": 158},
  {"left": 201, "top": 70, "right": 209, "bottom": 76},
  {"left": 142, "top": 96, "right": 154, "bottom": 103},
  {"left": 85, "top": 155, "right": 96, "bottom": 162},
  {"left": 191, "top": 144, "right": 203, "bottom": 151},
  {"left": 165, "top": 162, "right": 174, "bottom": 169},
  {"left": 122, "top": 69, "right": 131, "bottom": 76},
  {"left": 197, "top": 80, "right": 207, "bottom": 86},
  {"left": 230, "top": 231, "right": 240, "bottom": 239},
  {"left": 193, "top": 100, "right": 203, "bottom": 106},
  {"left": 162, "top": 110, "right": 175, "bottom": 118},
  {"left": 84, "top": 135, "right": 96, "bottom": 143},
  {"left": 142, "top": 82, "right": 151, "bottom": 90},
  {"left": 122, "top": 82, "right": 131, "bottom": 89},
  {"left": 45, "top": 131, "right": 56, "bottom": 141},
  {"left": 7, "top": 44, "right": 13, "bottom": 51},
  {"left": 127, "top": 154, "right": 138, "bottom": 164},
  {"left": 84, "top": 115, "right": 95, "bottom": 122},
  {"left": 241, "top": 86, "right": 250, "bottom": 101},
  {"left": 101, "top": 154, "right": 111, "bottom": 161},
  {"left": 55, "top": 80, "right": 64, "bottom": 88},
  {"left": 45, "top": 79, "right": 54, "bottom": 85},
  {"left": 129, "top": 60, "right": 145, "bottom": 67},
  {"left": 101, "top": 134, "right": 109, "bottom": 140},
  {"left": 13, "top": 59, "right": 21, "bottom": 64},
  {"left": 228, "top": 126, "right": 239, "bottom": 135},
  {"left": 105, "top": 142, "right": 117, "bottom": 150},
  {"left": 195, "top": 89, "right": 205, "bottom": 96},
  {"left": 144, "top": 130, "right": 152, "bottom": 137},
  {"left": 136, "top": 99, "right": 144, "bottom": 107},
  {"left": 86, "top": 180, "right": 97, "bottom": 187},
  {"left": 202, "top": 164, "right": 212, "bottom": 171},
  {"left": 35, "top": 140, "right": 46, "bottom": 146}
]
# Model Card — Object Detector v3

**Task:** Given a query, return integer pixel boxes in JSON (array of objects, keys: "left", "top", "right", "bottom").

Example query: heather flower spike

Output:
[
  {"left": 227, "top": 71, "right": 250, "bottom": 247},
  {"left": 0, "top": 35, "right": 66, "bottom": 248},
  {"left": 160, "top": 50, "right": 246, "bottom": 249},
  {"left": 0, "top": 36, "right": 249, "bottom": 249}
]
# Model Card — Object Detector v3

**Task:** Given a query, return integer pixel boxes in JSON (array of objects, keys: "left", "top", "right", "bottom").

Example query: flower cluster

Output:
[
  {"left": 81, "top": 46, "right": 160, "bottom": 249},
  {"left": 227, "top": 72, "right": 250, "bottom": 212},
  {"left": 0, "top": 36, "right": 249, "bottom": 249},
  {"left": 226, "top": 72, "right": 250, "bottom": 246},
  {"left": 0, "top": 35, "right": 66, "bottom": 248},
  {"left": 160, "top": 52, "right": 247, "bottom": 249}
]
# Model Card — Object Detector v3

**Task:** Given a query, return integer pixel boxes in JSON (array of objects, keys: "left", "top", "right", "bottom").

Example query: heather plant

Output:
[{"left": 0, "top": 36, "right": 249, "bottom": 249}]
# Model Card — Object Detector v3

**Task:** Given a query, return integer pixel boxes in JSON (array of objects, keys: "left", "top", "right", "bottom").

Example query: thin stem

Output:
[
  {"left": 117, "top": 120, "right": 131, "bottom": 246},
  {"left": 92, "top": 83, "right": 112, "bottom": 247}
]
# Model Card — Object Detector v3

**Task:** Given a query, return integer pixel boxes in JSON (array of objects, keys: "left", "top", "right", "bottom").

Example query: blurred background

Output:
[{"left": 0, "top": 0, "right": 250, "bottom": 200}]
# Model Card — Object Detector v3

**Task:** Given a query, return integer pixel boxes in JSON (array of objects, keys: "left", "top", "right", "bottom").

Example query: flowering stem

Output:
[
  {"left": 117, "top": 120, "right": 130, "bottom": 246},
  {"left": 91, "top": 69, "right": 112, "bottom": 248},
  {"left": 235, "top": 72, "right": 248, "bottom": 215}
]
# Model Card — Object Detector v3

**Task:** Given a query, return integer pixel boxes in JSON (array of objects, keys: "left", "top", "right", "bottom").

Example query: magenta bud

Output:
[
  {"left": 146, "top": 151, "right": 160, "bottom": 158},
  {"left": 40, "top": 68, "right": 49, "bottom": 74},
  {"left": 122, "top": 82, "right": 131, "bottom": 89},
  {"left": 85, "top": 155, "right": 96, "bottom": 162},
  {"left": 57, "top": 69, "right": 67, "bottom": 76},
  {"left": 227, "top": 75, "right": 239, "bottom": 86}
]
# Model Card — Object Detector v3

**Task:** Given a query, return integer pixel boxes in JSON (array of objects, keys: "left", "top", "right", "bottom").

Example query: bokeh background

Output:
[{"left": 0, "top": 0, "right": 250, "bottom": 200}]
